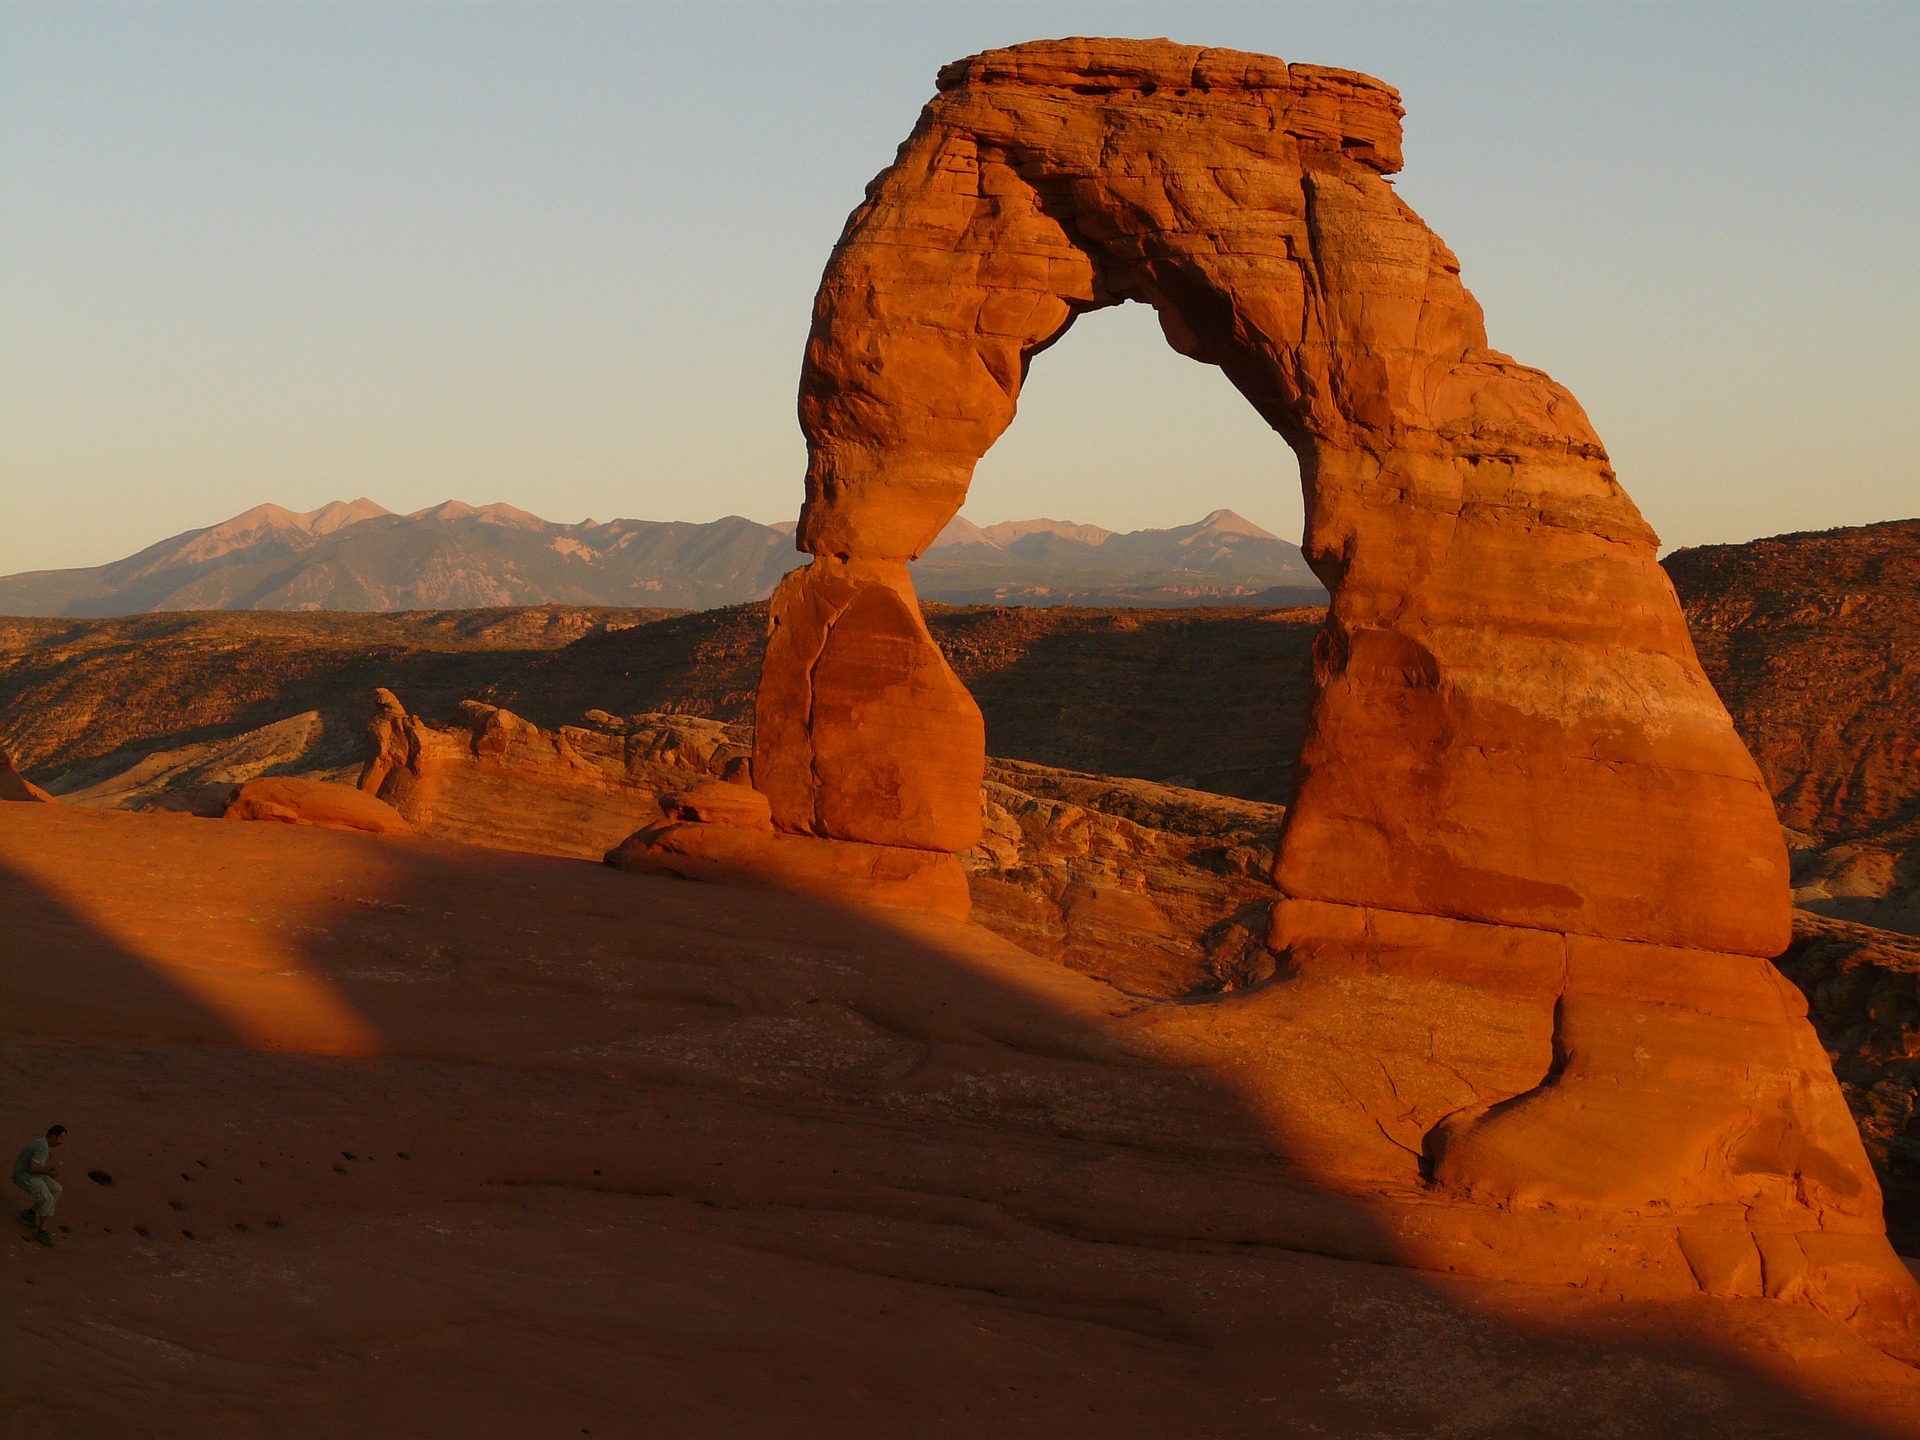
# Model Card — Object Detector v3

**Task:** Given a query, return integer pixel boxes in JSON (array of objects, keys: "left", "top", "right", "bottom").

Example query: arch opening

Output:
[{"left": 919, "top": 299, "right": 1308, "bottom": 600}]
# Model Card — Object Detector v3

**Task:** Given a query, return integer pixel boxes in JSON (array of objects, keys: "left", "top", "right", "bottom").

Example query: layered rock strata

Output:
[
  {"left": 636, "top": 38, "right": 1915, "bottom": 1353},
  {"left": 223, "top": 776, "right": 412, "bottom": 836},
  {"left": 966, "top": 758, "right": 1285, "bottom": 997},
  {"left": 359, "top": 691, "right": 747, "bottom": 861}
]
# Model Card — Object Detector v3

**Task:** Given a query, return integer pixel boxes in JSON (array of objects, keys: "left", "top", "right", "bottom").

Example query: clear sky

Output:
[{"left": 3, "top": 1, "right": 1916, "bottom": 575}]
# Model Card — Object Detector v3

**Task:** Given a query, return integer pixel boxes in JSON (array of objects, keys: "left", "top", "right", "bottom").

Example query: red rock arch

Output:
[
  {"left": 637, "top": 39, "right": 1918, "bottom": 1353},
  {"left": 762, "top": 39, "right": 1785, "bottom": 955}
]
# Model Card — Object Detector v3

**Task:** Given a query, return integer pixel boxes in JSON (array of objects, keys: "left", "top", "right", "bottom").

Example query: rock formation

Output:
[
  {"left": 223, "top": 776, "right": 412, "bottom": 835},
  {"left": 0, "top": 746, "right": 55, "bottom": 803},
  {"left": 608, "top": 777, "right": 972, "bottom": 919},
  {"left": 966, "top": 759, "right": 1285, "bottom": 996},
  {"left": 360, "top": 690, "right": 749, "bottom": 861},
  {"left": 621, "top": 38, "right": 1918, "bottom": 1354},
  {"left": 1780, "top": 912, "right": 1920, "bottom": 1250}
]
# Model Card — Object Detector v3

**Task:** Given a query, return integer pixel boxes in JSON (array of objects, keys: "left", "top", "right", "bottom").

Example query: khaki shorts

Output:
[{"left": 17, "top": 1174, "right": 59, "bottom": 1219}]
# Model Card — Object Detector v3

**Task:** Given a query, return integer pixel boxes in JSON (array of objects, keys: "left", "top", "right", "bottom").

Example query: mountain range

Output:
[{"left": 0, "top": 500, "right": 1324, "bottom": 616}]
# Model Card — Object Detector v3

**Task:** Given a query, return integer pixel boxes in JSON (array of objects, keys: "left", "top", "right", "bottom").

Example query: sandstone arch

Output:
[{"left": 634, "top": 39, "right": 1920, "bottom": 1353}]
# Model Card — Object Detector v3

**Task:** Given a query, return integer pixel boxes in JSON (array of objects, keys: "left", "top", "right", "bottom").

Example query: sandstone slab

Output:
[
  {"left": 606, "top": 819, "right": 971, "bottom": 921},
  {"left": 223, "top": 776, "right": 411, "bottom": 835}
]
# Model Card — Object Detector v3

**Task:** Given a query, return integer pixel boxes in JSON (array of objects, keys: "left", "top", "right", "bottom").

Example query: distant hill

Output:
[{"left": 0, "top": 500, "right": 1324, "bottom": 616}]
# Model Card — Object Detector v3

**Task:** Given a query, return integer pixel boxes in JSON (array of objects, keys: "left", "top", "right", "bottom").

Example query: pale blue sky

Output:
[{"left": 3, "top": 1, "right": 1916, "bottom": 575}]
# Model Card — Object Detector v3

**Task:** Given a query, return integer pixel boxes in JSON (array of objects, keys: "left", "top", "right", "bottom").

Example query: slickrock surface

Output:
[
  {"left": 1671, "top": 519, "right": 1920, "bottom": 937},
  {"left": 55, "top": 711, "right": 345, "bottom": 816},
  {"left": 0, "top": 48, "right": 1911, "bottom": 1350},
  {"left": 4, "top": 805, "right": 1918, "bottom": 1436},
  {"left": 347, "top": 693, "right": 1272, "bottom": 952},
  {"left": 609, "top": 806, "right": 975, "bottom": 919},
  {"left": 719, "top": 36, "right": 1905, "bottom": 1349}
]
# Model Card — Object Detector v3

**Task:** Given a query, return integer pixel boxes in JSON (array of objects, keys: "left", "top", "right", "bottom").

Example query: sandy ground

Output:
[{"left": 3, "top": 804, "right": 1918, "bottom": 1439}]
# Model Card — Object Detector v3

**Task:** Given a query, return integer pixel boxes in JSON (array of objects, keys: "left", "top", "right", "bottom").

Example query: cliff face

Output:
[
  {"left": 1778, "top": 913, "right": 1920, "bottom": 1251},
  {"left": 1670, "top": 519, "right": 1920, "bottom": 936},
  {"left": 966, "top": 759, "right": 1286, "bottom": 998}
]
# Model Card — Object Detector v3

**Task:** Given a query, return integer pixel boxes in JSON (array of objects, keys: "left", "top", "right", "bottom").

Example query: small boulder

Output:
[
  {"left": 663, "top": 781, "right": 774, "bottom": 831},
  {"left": 223, "top": 777, "right": 412, "bottom": 836}
]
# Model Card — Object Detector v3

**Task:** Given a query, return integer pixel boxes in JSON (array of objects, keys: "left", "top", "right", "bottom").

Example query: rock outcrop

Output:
[
  {"left": 608, "top": 778, "right": 972, "bottom": 919},
  {"left": 966, "top": 759, "right": 1285, "bottom": 997},
  {"left": 1779, "top": 913, "right": 1920, "bottom": 1252},
  {"left": 0, "top": 746, "right": 54, "bottom": 803},
  {"left": 359, "top": 690, "right": 749, "bottom": 861},
  {"left": 223, "top": 776, "right": 412, "bottom": 835},
  {"left": 630, "top": 38, "right": 1914, "bottom": 1353}
]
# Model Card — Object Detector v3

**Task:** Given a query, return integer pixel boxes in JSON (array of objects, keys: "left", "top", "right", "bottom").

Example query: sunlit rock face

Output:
[
  {"left": 1, "top": 746, "right": 55, "bottom": 803},
  {"left": 359, "top": 690, "right": 747, "bottom": 862},
  {"left": 624, "top": 38, "right": 1920, "bottom": 1356},
  {"left": 223, "top": 776, "right": 412, "bottom": 836}
]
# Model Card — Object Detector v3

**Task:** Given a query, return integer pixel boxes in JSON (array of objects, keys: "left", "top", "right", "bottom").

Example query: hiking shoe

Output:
[
  {"left": 29, "top": 1229, "right": 53, "bottom": 1247},
  {"left": 17, "top": 1208, "right": 35, "bottom": 1229}
]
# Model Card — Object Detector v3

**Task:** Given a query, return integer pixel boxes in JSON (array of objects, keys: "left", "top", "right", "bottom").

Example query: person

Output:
[{"left": 14, "top": 1124, "right": 66, "bottom": 1247}]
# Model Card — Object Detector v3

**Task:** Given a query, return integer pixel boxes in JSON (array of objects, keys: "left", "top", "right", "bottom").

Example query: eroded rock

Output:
[
  {"left": 607, "top": 820, "right": 970, "bottom": 919},
  {"left": 697, "top": 37, "right": 1912, "bottom": 1354},
  {"left": 965, "top": 759, "right": 1284, "bottom": 997},
  {"left": 0, "top": 746, "right": 54, "bottom": 803},
  {"left": 224, "top": 776, "right": 411, "bottom": 835},
  {"left": 359, "top": 689, "right": 750, "bottom": 861}
]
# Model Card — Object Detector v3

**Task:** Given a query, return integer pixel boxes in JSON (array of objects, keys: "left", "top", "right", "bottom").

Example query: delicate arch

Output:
[
  {"left": 616, "top": 39, "right": 1919, "bottom": 1352},
  {"left": 764, "top": 38, "right": 1786, "bottom": 957}
]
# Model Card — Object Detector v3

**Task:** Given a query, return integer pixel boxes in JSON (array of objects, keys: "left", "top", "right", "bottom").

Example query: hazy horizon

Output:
[{"left": 4, "top": 2, "right": 1917, "bottom": 576}]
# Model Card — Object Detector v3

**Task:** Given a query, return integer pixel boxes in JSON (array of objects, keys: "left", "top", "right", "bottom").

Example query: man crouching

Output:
[{"left": 15, "top": 1124, "right": 66, "bottom": 1247}]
